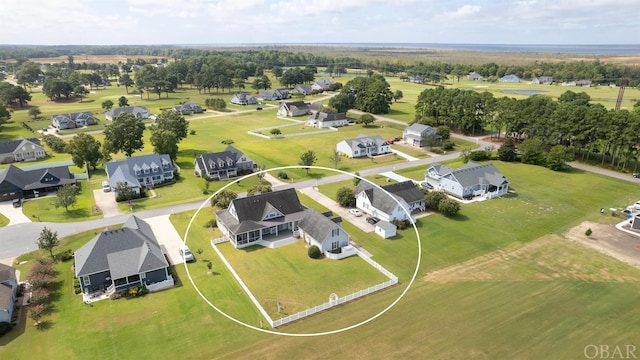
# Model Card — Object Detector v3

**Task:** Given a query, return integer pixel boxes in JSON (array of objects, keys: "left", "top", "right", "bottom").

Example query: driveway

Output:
[
  {"left": 299, "top": 187, "right": 374, "bottom": 233},
  {"left": 0, "top": 201, "right": 32, "bottom": 226},
  {"left": 144, "top": 215, "right": 185, "bottom": 265},
  {"left": 93, "top": 189, "right": 125, "bottom": 218}
]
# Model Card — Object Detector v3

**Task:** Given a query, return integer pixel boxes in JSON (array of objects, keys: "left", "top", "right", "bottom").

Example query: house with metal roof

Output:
[
  {"left": 355, "top": 180, "right": 425, "bottom": 224},
  {"left": 425, "top": 162, "right": 509, "bottom": 199},
  {"left": 74, "top": 215, "right": 174, "bottom": 299},
  {"left": 105, "top": 106, "right": 151, "bottom": 121},
  {"left": 0, "top": 263, "right": 18, "bottom": 323},
  {"left": 52, "top": 111, "right": 97, "bottom": 129},
  {"left": 403, "top": 123, "right": 439, "bottom": 147},
  {"left": 194, "top": 145, "right": 255, "bottom": 179},
  {"left": 336, "top": 134, "right": 391, "bottom": 158},
  {"left": 105, "top": 154, "right": 174, "bottom": 197},
  {"left": 0, "top": 164, "right": 76, "bottom": 201},
  {"left": 0, "top": 138, "right": 46, "bottom": 164}
]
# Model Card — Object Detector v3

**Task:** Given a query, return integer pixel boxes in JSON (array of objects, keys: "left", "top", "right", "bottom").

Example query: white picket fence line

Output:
[
  {"left": 354, "top": 249, "right": 398, "bottom": 282},
  {"left": 146, "top": 276, "right": 175, "bottom": 292},
  {"left": 211, "top": 237, "right": 229, "bottom": 245}
]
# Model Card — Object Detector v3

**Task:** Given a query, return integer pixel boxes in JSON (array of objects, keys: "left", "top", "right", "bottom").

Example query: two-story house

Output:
[
  {"left": 194, "top": 145, "right": 256, "bottom": 179},
  {"left": 105, "top": 154, "right": 174, "bottom": 197}
]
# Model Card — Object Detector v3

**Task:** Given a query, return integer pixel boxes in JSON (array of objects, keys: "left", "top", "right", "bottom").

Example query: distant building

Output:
[
  {"left": 230, "top": 92, "right": 258, "bottom": 105},
  {"left": 336, "top": 135, "right": 391, "bottom": 158},
  {"left": 105, "top": 106, "right": 151, "bottom": 121},
  {"left": 52, "top": 112, "right": 96, "bottom": 129},
  {"left": 468, "top": 72, "right": 484, "bottom": 81},
  {"left": 172, "top": 102, "right": 203, "bottom": 115},
  {"left": 193, "top": 145, "right": 256, "bottom": 180},
  {"left": 307, "top": 112, "right": 349, "bottom": 128},
  {"left": 499, "top": 74, "right": 521, "bottom": 83},
  {"left": 532, "top": 76, "right": 553, "bottom": 85}
]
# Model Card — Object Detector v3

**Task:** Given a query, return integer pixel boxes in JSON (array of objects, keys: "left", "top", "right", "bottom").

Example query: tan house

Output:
[{"left": 0, "top": 138, "right": 46, "bottom": 164}]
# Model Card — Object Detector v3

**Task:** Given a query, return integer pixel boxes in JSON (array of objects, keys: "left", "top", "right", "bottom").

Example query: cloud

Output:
[{"left": 443, "top": 4, "right": 481, "bottom": 19}]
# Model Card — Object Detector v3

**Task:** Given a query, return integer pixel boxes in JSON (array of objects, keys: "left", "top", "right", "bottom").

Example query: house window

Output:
[
  {"left": 82, "top": 276, "right": 90, "bottom": 286},
  {"left": 144, "top": 168, "right": 149, "bottom": 174},
  {"left": 332, "top": 228, "right": 340, "bottom": 237},
  {"left": 331, "top": 241, "right": 339, "bottom": 250}
]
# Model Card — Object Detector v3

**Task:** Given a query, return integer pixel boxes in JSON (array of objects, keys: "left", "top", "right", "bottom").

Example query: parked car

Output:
[
  {"left": 349, "top": 209, "right": 362, "bottom": 217},
  {"left": 102, "top": 181, "right": 111, "bottom": 192},
  {"left": 179, "top": 246, "right": 195, "bottom": 262},
  {"left": 420, "top": 181, "right": 434, "bottom": 190},
  {"left": 12, "top": 198, "right": 21, "bottom": 208},
  {"left": 633, "top": 173, "right": 640, "bottom": 178},
  {"left": 366, "top": 216, "right": 380, "bottom": 225},
  {"left": 256, "top": 107, "right": 263, "bottom": 110}
]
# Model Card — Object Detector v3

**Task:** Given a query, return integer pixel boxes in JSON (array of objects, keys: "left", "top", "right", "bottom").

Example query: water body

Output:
[
  {"left": 502, "top": 90, "right": 548, "bottom": 96},
  {"left": 232, "top": 43, "right": 640, "bottom": 55}
]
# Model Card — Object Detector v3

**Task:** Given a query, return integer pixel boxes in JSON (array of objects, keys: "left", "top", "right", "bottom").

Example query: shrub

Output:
[
  {"left": 30, "top": 288, "right": 51, "bottom": 305},
  {"left": 391, "top": 219, "right": 411, "bottom": 230},
  {"left": 73, "top": 278, "right": 81, "bottom": 294},
  {"left": 42, "top": 134, "right": 67, "bottom": 153},
  {"left": 204, "top": 219, "right": 217, "bottom": 228},
  {"left": 0, "top": 322, "right": 11, "bottom": 337},
  {"left": 126, "top": 285, "right": 148, "bottom": 298},
  {"left": 438, "top": 198, "right": 461, "bottom": 217},
  {"left": 189, "top": 129, "right": 196, "bottom": 135},
  {"left": 469, "top": 150, "right": 489, "bottom": 161},
  {"left": 59, "top": 249, "right": 74, "bottom": 262},
  {"left": 441, "top": 140, "right": 455, "bottom": 150},
  {"left": 336, "top": 187, "right": 356, "bottom": 207},
  {"left": 585, "top": 228, "right": 593, "bottom": 236},
  {"left": 207, "top": 262, "right": 213, "bottom": 270},
  {"left": 308, "top": 245, "right": 322, "bottom": 259},
  {"left": 425, "top": 191, "right": 447, "bottom": 210},
  {"left": 277, "top": 171, "right": 288, "bottom": 179},
  {"left": 110, "top": 292, "right": 122, "bottom": 300},
  {"left": 221, "top": 139, "right": 234, "bottom": 145}
]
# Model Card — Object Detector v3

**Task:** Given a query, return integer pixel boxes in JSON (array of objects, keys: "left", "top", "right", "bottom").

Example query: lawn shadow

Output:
[{"left": 0, "top": 302, "right": 27, "bottom": 345}]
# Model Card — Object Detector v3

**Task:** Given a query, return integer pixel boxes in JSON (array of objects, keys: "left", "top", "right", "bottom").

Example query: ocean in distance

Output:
[{"left": 223, "top": 43, "right": 640, "bottom": 55}]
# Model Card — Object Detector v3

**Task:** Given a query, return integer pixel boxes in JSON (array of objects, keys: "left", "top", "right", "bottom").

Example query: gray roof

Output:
[
  {"left": 355, "top": 180, "right": 424, "bottom": 214},
  {"left": 105, "top": 106, "right": 150, "bottom": 120},
  {"left": 0, "top": 285, "right": 12, "bottom": 312},
  {"left": 0, "top": 263, "right": 16, "bottom": 284},
  {"left": 74, "top": 215, "right": 168, "bottom": 278},
  {"left": 195, "top": 145, "right": 247, "bottom": 174},
  {"left": 342, "top": 134, "right": 388, "bottom": 150},
  {"left": 294, "top": 84, "right": 313, "bottom": 93},
  {"left": 0, "top": 138, "right": 41, "bottom": 154},
  {"left": 298, "top": 209, "right": 343, "bottom": 242},
  {"left": 106, "top": 154, "right": 173, "bottom": 187},
  {"left": 0, "top": 164, "right": 76, "bottom": 191},
  {"left": 425, "top": 162, "right": 453, "bottom": 176},
  {"left": 446, "top": 162, "right": 509, "bottom": 188},
  {"left": 309, "top": 112, "right": 347, "bottom": 122},
  {"left": 405, "top": 123, "right": 436, "bottom": 136}
]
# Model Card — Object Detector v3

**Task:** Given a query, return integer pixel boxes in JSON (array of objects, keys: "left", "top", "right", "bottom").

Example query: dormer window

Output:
[
  {"left": 135, "top": 169, "right": 141, "bottom": 175},
  {"left": 227, "top": 160, "right": 233, "bottom": 166}
]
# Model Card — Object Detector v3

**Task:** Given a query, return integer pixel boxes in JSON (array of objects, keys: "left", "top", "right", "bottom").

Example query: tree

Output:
[
  {"left": 114, "top": 182, "right": 138, "bottom": 202},
  {"left": 328, "top": 93, "right": 353, "bottom": 113},
  {"left": 66, "top": 133, "right": 102, "bottom": 170},
  {"left": 28, "top": 107, "right": 41, "bottom": 120},
  {"left": 0, "top": 103, "right": 11, "bottom": 129},
  {"left": 545, "top": 145, "right": 574, "bottom": 171},
  {"left": 73, "top": 85, "right": 89, "bottom": 102},
  {"left": 498, "top": 136, "right": 518, "bottom": 162},
  {"left": 205, "top": 98, "right": 226, "bottom": 110},
  {"left": 247, "top": 182, "right": 272, "bottom": 196},
  {"left": 438, "top": 198, "right": 461, "bottom": 217},
  {"left": 425, "top": 191, "right": 447, "bottom": 210},
  {"left": 150, "top": 128, "right": 179, "bottom": 161},
  {"left": 330, "top": 151, "right": 342, "bottom": 169},
  {"left": 118, "top": 96, "right": 129, "bottom": 107},
  {"left": 37, "top": 227, "right": 59, "bottom": 260},
  {"left": 53, "top": 184, "right": 79, "bottom": 212},
  {"left": 211, "top": 190, "right": 237, "bottom": 209},
  {"left": 103, "top": 113, "right": 145, "bottom": 157},
  {"left": 42, "top": 134, "right": 67, "bottom": 153},
  {"left": 299, "top": 150, "right": 317, "bottom": 175},
  {"left": 360, "top": 113, "right": 375, "bottom": 127},
  {"left": 270, "top": 128, "right": 281, "bottom": 136},
  {"left": 518, "top": 138, "right": 545, "bottom": 165},
  {"left": 308, "top": 245, "right": 321, "bottom": 259},
  {"left": 436, "top": 126, "right": 451, "bottom": 140},
  {"left": 119, "top": 73, "right": 133, "bottom": 93},
  {"left": 149, "top": 110, "right": 189, "bottom": 161},
  {"left": 272, "top": 66, "right": 283, "bottom": 78},
  {"left": 339, "top": 75, "right": 393, "bottom": 114},
  {"left": 353, "top": 172, "right": 361, "bottom": 186},
  {"left": 393, "top": 90, "right": 404, "bottom": 102},
  {"left": 336, "top": 187, "right": 356, "bottom": 207},
  {"left": 101, "top": 99, "right": 114, "bottom": 111}
]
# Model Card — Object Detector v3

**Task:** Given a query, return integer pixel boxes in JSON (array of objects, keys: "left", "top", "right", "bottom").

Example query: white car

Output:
[
  {"left": 349, "top": 209, "right": 362, "bottom": 217},
  {"left": 179, "top": 246, "right": 195, "bottom": 262}
]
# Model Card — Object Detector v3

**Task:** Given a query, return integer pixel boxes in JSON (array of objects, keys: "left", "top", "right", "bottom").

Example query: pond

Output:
[{"left": 502, "top": 89, "right": 547, "bottom": 96}]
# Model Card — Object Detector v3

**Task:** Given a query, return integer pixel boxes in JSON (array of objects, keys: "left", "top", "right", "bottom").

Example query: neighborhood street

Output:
[{"left": 3, "top": 116, "right": 640, "bottom": 261}]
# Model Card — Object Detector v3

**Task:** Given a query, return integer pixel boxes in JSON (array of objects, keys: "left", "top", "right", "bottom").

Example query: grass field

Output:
[{"left": 20, "top": 180, "right": 100, "bottom": 222}]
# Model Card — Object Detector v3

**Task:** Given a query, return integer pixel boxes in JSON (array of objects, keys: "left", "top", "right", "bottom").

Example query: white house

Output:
[
  {"left": 532, "top": 76, "right": 553, "bottom": 85},
  {"left": 0, "top": 263, "right": 18, "bottom": 323},
  {"left": 336, "top": 135, "right": 391, "bottom": 158},
  {"left": 230, "top": 92, "right": 258, "bottom": 105},
  {"left": 468, "top": 72, "right": 484, "bottom": 81},
  {"left": 105, "top": 106, "right": 151, "bottom": 121},
  {"left": 52, "top": 112, "right": 96, "bottom": 129},
  {"left": 355, "top": 180, "right": 425, "bottom": 224},
  {"left": 105, "top": 154, "right": 174, "bottom": 196},
  {"left": 311, "top": 78, "right": 334, "bottom": 91},
  {"left": 307, "top": 112, "right": 349, "bottom": 128},
  {"left": 500, "top": 74, "right": 521, "bottom": 83},
  {"left": 403, "top": 123, "right": 439, "bottom": 147},
  {"left": 172, "top": 102, "right": 203, "bottom": 115},
  {"left": 194, "top": 145, "right": 255, "bottom": 179},
  {"left": 277, "top": 101, "right": 311, "bottom": 117},
  {"left": 298, "top": 210, "right": 350, "bottom": 254},
  {"left": 425, "top": 162, "right": 509, "bottom": 199}
]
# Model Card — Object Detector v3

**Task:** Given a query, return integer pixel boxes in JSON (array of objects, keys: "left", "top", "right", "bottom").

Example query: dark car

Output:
[
  {"left": 256, "top": 107, "right": 263, "bottom": 110},
  {"left": 633, "top": 173, "right": 640, "bottom": 178},
  {"left": 12, "top": 198, "right": 21, "bottom": 208},
  {"left": 366, "top": 216, "right": 380, "bottom": 225}
]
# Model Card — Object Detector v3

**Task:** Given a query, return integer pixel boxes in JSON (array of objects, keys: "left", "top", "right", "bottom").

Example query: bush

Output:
[
  {"left": 425, "top": 191, "right": 447, "bottom": 210},
  {"left": 336, "top": 187, "right": 356, "bottom": 207},
  {"left": 469, "top": 150, "right": 489, "bottom": 161},
  {"left": 204, "top": 219, "right": 217, "bottom": 228},
  {"left": 0, "top": 322, "right": 12, "bottom": 337},
  {"left": 59, "top": 249, "right": 74, "bottom": 262},
  {"left": 221, "top": 139, "right": 234, "bottom": 145},
  {"left": 585, "top": 228, "right": 592, "bottom": 236},
  {"left": 391, "top": 219, "right": 411, "bottom": 230},
  {"left": 277, "top": 171, "right": 288, "bottom": 179},
  {"left": 441, "top": 140, "right": 455, "bottom": 150},
  {"left": 110, "top": 292, "right": 122, "bottom": 300},
  {"left": 189, "top": 129, "right": 196, "bottom": 135},
  {"left": 438, "top": 198, "right": 461, "bottom": 217},
  {"left": 73, "top": 278, "right": 81, "bottom": 294},
  {"left": 42, "top": 135, "right": 67, "bottom": 153},
  {"left": 126, "top": 285, "right": 148, "bottom": 298},
  {"left": 308, "top": 245, "right": 322, "bottom": 259}
]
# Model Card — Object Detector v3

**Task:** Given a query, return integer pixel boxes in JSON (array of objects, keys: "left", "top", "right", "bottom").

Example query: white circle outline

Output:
[{"left": 183, "top": 165, "right": 422, "bottom": 337}]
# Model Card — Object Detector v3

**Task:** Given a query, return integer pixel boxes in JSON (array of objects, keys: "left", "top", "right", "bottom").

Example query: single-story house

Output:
[
  {"left": 562, "top": 80, "right": 592, "bottom": 87},
  {"left": 307, "top": 112, "right": 349, "bottom": 128},
  {"left": 194, "top": 145, "right": 256, "bottom": 179},
  {"left": 406, "top": 75, "right": 427, "bottom": 84},
  {"left": 336, "top": 135, "right": 391, "bottom": 158},
  {"left": 258, "top": 88, "right": 289, "bottom": 101},
  {"left": 230, "top": 92, "right": 258, "bottom": 105},
  {"left": 52, "top": 112, "right": 96, "bottom": 129},
  {"left": 105, "top": 106, "right": 151, "bottom": 121},
  {"left": 298, "top": 210, "right": 350, "bottom": 253},
  {"left": 216, "top": 188, "right": 308, "bottom": 249},
  {"left": 74, "top": 215, "right": 174, "bottom": 297},
  {"left": 425, "top": 162, "right": 509, "bottom": 199},
  {"left": 292, "top": 84, "right": 313, "bottom": 95},
  {"left": 355, "top": 180, "right": 425, "bottom": 224},
  {"left": 532, "top": 76, "right": 553, "bottom": 85},
  {"left": 172, "top": 102, "right": 203, "bottom": 115},
  {"left": 468, "top": 72, "right": 484, "bottom": 81},
  {"left": 277, "top": 101, "right": 311, "bottom": 117},
  {"left": 0, "top": 138, "right": 46, "bottom": 164},
  {"left": 403, "top": 123, "right": 440, "bottom": 147},
  {"left": 105, "top": 154, "right": 174, "bottom": 197},
  {"left": 0, "top": 263, "right": 18, "bottom": 323},
  {"left": 375, "top": 220, "right": 397, "bottom": 239},
  {"left": 311, "top": 78, "right": 334, "bottom": 91},
  {"left": 0, "top": 164, "right": 76, "bottom": 201},
  {"left": 500, "top": 74, "right": 521, "bottom": 83}
]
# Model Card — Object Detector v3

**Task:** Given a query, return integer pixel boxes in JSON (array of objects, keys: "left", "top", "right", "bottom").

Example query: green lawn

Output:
[
  {"left": 20, "top": 180, "right": 100, "bottom": 222},
  {"left": 217, "top": 240, "right": 390, "bottom": 318},
  {"left": 0, "top": 212, "right": 9, "bottom": 227}
]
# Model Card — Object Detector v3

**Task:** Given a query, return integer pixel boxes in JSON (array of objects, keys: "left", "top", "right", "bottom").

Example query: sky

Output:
[{"left": 0, "top": 0, "right": 638, "bottom": 45}]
